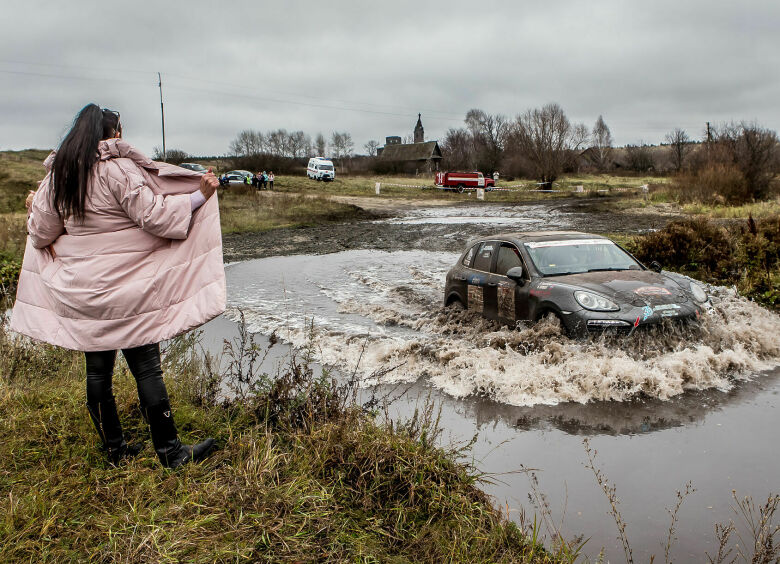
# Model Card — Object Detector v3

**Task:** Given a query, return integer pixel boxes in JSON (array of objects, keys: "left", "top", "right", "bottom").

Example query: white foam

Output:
[{"left": 226, "top": 252, "right": 780, "bottom": 407}]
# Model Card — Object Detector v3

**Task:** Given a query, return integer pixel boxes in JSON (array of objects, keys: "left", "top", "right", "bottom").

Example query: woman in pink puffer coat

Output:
[{"left": 10, "top": 104, "right": 225, "bottom": 468}]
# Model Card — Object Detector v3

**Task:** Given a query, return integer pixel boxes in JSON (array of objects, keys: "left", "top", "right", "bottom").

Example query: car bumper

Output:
[{"left": 563, "top": 301, "right": 709, "bottom": 337}]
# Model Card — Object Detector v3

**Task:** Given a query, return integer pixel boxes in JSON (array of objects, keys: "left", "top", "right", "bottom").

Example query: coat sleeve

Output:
[
  {"left": 27, "top": 172, "right": 65, "bottom": 249},
  {"left": 109, "top": 161, "right": 193, "bottom": 240}
]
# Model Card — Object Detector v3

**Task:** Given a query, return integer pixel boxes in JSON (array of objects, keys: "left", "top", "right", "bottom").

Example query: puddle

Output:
[
  {"left": 379, "top": 204, "right": 571, "bottom": 227},
  {"left": 195, "top": 249, "right": 780, "bottom": 561}
]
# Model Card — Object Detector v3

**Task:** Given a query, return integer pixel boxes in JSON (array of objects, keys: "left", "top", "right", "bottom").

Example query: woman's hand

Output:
[
  {"left": 199, "top": 168, "right": 219, "bottom": 200},
  {"left": 25, "top": 190, "right": 36, "bottom": 210}
]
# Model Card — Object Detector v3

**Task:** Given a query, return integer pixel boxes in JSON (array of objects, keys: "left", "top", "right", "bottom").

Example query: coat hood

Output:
[{"left": 98, "top": 138, "right": 155, "bottom": 166}]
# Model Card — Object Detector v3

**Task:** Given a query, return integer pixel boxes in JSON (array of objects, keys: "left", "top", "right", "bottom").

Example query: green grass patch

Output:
[
  {"left": 0, "top": 151, "right": 47, "bottom": 214},
  {"left": 218, "top": 189, "right": 373, "bottom": 233},
  {"left": 681, "top": 198, "right": 780, "bottom": 219}
]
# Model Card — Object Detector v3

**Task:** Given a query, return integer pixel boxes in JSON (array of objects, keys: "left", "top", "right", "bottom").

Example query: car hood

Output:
[{"left": 544, "top": 270, "right": 690, "bottom": 306}]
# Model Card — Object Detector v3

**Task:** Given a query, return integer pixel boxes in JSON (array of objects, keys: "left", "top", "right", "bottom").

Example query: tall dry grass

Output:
[{"left": 0, "top": 310, "right": 552, "bottom": 562}]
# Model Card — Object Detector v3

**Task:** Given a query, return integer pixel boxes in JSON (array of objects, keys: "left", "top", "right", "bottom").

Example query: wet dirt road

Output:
[
  {"left": 208, "top": 199, "right": 778, "bottom": 561},
  {"left": 222, "top": 198, "right": 679, "bottom": 262}
]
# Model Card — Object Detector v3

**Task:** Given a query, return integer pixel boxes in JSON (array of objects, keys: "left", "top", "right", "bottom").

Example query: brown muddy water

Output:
[{"left": 206, "top": 203, "right": 778, "bottom": 562}]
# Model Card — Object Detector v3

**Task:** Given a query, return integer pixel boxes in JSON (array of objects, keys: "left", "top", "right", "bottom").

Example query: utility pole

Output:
[
  {"left": 158, "top": 72, "right": 166, "bottom": 161},
  {"left": 706, "top": 121, "right": 712, "bottom": 143}
]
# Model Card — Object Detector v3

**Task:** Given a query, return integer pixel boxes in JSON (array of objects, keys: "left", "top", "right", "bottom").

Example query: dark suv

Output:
[{"left": 444, "top": 231, "right": 710, "bottom": 336}]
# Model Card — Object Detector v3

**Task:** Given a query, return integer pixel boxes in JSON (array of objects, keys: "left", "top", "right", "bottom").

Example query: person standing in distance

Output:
[{"left": 12, "top": 103, "right": 226, "bottom": 468}]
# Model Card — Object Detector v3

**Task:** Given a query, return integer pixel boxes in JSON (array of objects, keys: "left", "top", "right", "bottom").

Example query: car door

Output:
[
  {"left": 490, "top": 242, "right": 531, "bottom": 324},
  {"left": 468, "top": 241, "right": 499, "bottom": 319}
]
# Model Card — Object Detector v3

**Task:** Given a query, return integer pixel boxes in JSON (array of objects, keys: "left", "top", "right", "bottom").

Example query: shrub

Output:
[
  {"left": 677, "top": 123, "right": 779, "bottom": 204},
  {"left": 630, "top": 215, "right": 780, "bottom": 307},
  {"left": 671, "top": 164, "right": 748, "bottom": 204},
  {"left": 631, "top": 217, "right": 736, "bottom": 279}
]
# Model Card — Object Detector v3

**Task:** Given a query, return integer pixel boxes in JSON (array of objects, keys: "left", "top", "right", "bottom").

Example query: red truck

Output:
[{"left": 435, "top": 171, "right": 495, "bottom": 193}]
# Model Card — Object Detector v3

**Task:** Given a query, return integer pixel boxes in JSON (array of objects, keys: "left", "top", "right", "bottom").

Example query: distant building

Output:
[
  {"left": 376, "top": 114, "right": 442, "bottom": 173},
  {"left": 414, "top": 113, "right": 424, "bottom": 143}
]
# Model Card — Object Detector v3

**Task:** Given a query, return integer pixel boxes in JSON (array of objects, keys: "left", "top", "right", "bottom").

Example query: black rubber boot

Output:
[
  {"left": 145, "top": 400, "right": 215, "bottom": 469},
  {"left": 86, "top": 399, "right": 143, "bottom": 465}
]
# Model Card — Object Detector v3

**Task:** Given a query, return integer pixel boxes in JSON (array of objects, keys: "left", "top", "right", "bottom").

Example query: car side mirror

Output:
[
  {"left": 650, "top": 261, "right": 662, "bottom": 273},
  {"left": 506, "top": 266, "right": 524, "bottom": 282}
]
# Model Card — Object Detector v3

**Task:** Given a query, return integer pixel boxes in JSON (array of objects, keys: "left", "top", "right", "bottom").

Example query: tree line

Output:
[
  {"left": 440, "top": 104, "right": 778, "bottom": 199},
  {"left": 229, "top": 129, "right": 356, "bottom": 159},
  {"left": 158, "top": 102, "right": 778, "bottom": 202}
]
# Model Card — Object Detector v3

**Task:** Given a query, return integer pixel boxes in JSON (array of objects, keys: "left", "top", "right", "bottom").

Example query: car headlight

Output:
[
  {"left": 574, "top": 290, "right": 620, "bottom": 311},
  {"left": 689, "top": 281, "right": 708, "bottom": 303}
]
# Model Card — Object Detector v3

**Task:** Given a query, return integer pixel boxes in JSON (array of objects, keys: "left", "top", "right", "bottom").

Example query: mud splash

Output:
[{"left": 226, "top": 251, "right": 780, "bottom": 406}]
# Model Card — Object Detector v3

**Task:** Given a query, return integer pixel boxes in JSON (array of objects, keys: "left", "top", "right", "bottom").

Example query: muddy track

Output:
[{"left": 222, "top": 197, "right": 681, "bottom": 263}]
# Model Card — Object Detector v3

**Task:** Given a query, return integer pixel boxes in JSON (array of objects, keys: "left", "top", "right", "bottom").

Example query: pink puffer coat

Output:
[{"left": 10, "top": 139, "right": 226, "bottom": 351}]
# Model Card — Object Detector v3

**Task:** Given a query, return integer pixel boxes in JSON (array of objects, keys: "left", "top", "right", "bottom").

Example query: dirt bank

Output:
[{"left": 222, "top": 197, "right": 681, "bottom": 262}]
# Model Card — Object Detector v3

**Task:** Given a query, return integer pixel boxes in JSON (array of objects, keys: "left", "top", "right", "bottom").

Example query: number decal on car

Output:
[
  {"left": 498, "top": 284, "right": 515, "bottom": 320},
  {"left": 468, "top": 285, "right": 484, "bottom": 313}
]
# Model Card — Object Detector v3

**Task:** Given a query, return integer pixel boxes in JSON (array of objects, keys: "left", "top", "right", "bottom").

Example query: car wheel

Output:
[
  {"left": 447, "top": 297, "right": 466, "bottom": 311},
  {"left": 538, "top": 310, "right": 569, "bottom": 336},
  {"left": 457, "top": 184, "right": 465, "bottom": 193}
]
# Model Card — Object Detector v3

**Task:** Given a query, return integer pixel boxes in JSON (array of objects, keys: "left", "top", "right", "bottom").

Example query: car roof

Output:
[{"left": 466, "top": 231, "right": 610, "bottom": 247}]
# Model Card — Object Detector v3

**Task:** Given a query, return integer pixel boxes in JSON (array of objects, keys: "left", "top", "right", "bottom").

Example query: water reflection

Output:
[{"left": 449, "top": 367, "right": 780, "bottom": 435}]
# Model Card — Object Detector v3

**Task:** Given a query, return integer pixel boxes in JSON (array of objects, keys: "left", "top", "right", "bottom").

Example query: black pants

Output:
[{"left": 85, "top": 343, "right": 168, "bottom": 409}]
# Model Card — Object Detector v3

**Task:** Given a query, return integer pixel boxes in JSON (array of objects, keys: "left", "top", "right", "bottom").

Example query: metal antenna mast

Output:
[{"left": 158, "top": 72, "right": 166, "bottom": 161}]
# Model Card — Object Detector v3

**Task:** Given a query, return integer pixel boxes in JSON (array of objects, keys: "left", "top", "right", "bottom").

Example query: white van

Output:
[{"left": 307, "top": 157, "right": 335, "bottom": 182}]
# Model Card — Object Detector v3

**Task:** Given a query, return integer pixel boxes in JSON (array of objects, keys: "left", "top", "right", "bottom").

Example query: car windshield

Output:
[
  {"left": 190, "top": 164, "right": 206, "bottom": 172},
  {"left": 319, "top": 164, "right": 333, "bottom": 170},
  {"left": 524, "top": 239, "right": 642, "bottom": 276}
]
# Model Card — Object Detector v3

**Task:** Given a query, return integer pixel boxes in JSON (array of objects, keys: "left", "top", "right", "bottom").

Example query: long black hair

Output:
[{"left": 52, "top": 104, "right": 121, "bottom": 220}]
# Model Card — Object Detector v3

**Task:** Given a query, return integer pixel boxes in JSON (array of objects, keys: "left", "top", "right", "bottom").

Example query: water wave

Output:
[{"left": 227, "top": 251, "right": 780, "bottom": 406}]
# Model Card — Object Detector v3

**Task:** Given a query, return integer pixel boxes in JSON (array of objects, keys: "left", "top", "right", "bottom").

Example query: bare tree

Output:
[
  {"left": 464, "top": 108, "right": 510, "bottom": 173},
  {"left": 511, "top": 103, "right": 588, "bottom": 187},
  {"left": 330, "top": 132, "right": 354, "bottom": 159},
  {"left": 364, "top": 140, "right": 379, "bottom": 157},
  {"left": 315, "top": 133, "right": 326, "bottom": 157},
  {"left": 288, "top": 130, "right": 310, "bottom": 159},
  {"left": 715, "top": 122, "right": 778, "bottom": 200},
  {"left": 665, "top": 128, "right": 692, "bottom": 172},
  {"left": 441, "top": 128, "right": 473, "bottom": 170},
  {"left": 266, "top": 129, "right": 288, "bottom": 156},
  {"left": 229, "top": 129, "right": 264, "bottom": 156},
  {"left": 625, "top": 142, "right": 656, "bottom": 172},
  {"left": 590, "top": 115, "right": 613, "bottom": 171}
]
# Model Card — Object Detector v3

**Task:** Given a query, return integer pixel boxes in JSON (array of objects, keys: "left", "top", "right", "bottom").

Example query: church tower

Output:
[{"left": 413, "top": 113, "right": 424, "bottom": 143}]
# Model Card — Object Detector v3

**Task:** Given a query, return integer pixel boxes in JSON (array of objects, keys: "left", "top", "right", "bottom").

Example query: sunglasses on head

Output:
[{"left": 102, "top": 108, "right": 122, "bottom": 134}]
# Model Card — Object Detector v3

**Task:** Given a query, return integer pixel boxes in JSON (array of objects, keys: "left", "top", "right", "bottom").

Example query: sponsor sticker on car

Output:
[
  {"left": 524, "top": 239, "right": 607, "bottom": 248},
  {"left": 654, "top": 303, "right": 681, "bottom": 316},
  {"left": 635, "top": 286, "right": 672, "bottom": 296}
]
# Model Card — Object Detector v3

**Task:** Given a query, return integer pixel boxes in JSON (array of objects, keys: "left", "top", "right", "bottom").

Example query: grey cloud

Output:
[{"left": 1, "top": 0, "right": 778, "bottom": 154}]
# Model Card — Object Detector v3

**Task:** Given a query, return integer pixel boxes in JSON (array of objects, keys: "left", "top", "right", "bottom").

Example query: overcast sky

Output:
[{"left": 1, "top": 0, "right": 778, "bottom": 156}]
